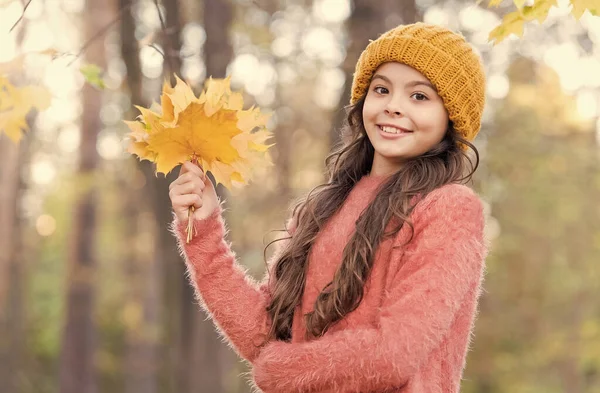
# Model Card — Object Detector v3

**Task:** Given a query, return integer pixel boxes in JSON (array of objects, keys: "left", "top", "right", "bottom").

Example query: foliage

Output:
[
  {"left": 125, "top": 76, "right": 274, "bottom": 189},
  {"left": 79, "top": 64, "right": 106, "bottom": 90},
  {"left": 0, "top": 75, "right": 51, "bottom": 143},
  {"left": 483, "top": 0, "right": 600, "bottom": 44}
]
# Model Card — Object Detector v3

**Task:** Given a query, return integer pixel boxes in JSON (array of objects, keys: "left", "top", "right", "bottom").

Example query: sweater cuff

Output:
[{"left": 171, "top": 203, "right": 225, "bottom": 246}]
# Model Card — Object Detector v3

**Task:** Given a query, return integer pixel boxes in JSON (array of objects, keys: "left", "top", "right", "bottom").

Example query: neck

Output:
[
  {"left": 369, "top": 165, "right": 403, "bottom": 178},
  {"left": 370, "top": 152, "right": 404, "bottom": 177}
]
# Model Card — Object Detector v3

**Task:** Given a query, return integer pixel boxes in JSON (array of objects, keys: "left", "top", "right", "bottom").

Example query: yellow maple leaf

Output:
[
  {"left": 571, "top": 0, "right": 600, "bottom": 19},
  {"left": 489, "top": 10, "right": 526, "bottom": 44},
  {"left": 0, "top": 76, "right": 51, "bottom": 143},
  {"left": 484, "top": 0, "right": 599, "bottom": 45},
  {"left": 198, "top": 76, "right": 245, "bottom": 116},
  {"left": 125, "top": 75, "right": 274, "bottom": 190},
  {"left": 522, "top": 0, "right": 557, "bottom": 23},
  {"left": 124, "top": 119, "right": 156, "bottom": 161}
]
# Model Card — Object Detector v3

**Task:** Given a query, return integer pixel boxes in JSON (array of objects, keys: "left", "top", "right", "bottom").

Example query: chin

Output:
[{"left": 374, "top": 146, "right": 407, "bottom": 157}]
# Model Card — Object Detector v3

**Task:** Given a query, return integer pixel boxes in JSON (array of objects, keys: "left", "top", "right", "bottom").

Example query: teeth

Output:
[{"left": 381, "top": 126, "right": 403, "bottom": 134}]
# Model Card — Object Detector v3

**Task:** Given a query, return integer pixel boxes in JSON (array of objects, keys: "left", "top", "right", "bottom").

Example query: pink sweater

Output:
[{"left": 172, "top": 174, "right": 488, "bottom": 393}]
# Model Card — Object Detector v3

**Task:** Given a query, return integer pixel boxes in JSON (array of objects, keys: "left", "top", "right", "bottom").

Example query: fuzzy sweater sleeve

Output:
[
  {"left": 171, "top": 201, "right": 294, "bottom": 363},
  {"left": 252, "top": 185, "right": 488, "bottom": 393}
]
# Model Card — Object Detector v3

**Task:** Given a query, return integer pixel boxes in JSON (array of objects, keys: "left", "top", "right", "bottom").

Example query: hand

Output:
[{"left": 169, "top": 161, "right": 219, "bottom": 223}]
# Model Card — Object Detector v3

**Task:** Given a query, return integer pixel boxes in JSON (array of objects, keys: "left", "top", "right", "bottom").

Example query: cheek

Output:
[
  {"left": 417, "top": 106, "right": 448, "bottom": 134},
  {"left": 362, "top": 105, "right": 373, "bottom": 124},
  {"left": 362, "top": 98, "right": 379, "bottom": 122}
]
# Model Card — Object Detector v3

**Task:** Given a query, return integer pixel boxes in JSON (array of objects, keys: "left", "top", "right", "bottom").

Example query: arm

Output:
[
  {"left": 171, "top": 200, "right": 295, "bottom": 363},
  {"left": 252, "top": 185, "right": 488, "bottom": 393}
]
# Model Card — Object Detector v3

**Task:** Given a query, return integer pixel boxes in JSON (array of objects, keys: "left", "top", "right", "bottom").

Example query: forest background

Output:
[{"left": 1, "top": 0, "right": 599, "bottom": 392}]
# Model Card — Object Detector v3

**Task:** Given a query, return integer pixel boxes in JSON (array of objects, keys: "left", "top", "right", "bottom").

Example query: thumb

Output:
[{"left": 179, "top": 161, "right": 190, "bottom": 176}]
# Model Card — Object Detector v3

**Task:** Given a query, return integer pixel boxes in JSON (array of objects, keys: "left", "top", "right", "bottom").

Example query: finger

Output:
[
  {"left": 179, "top": 161, "right": 191, "bottom": 176},
  {"left": 178, "top": 161, "right": 205, "bottom": 184},
  {"left": 170, "top": 170, "right": 205, "bottom": 190},
  {"left": 170, "top": 172, "right": 192, "bottom": 190},
  {"left": 173, "top": 193, "right": 202, "bottom": 211},
  {"left": 183, "top": 179, "right": 205, "bottom": 196},
  {"left": 193, "top": 176, "right": 206, "bottom": 192},
  {"left": 170, "top": 180, "right": 202, "bottom": 199},
  {"left": 183, "top": 161, "right": 205, "bottom": 178}
]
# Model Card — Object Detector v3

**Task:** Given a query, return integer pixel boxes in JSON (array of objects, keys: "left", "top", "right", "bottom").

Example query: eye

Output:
[
  {"left": 373, "top": 86, "right": 389, "bottom": 95},
  {"left": 411, "top": 92, "right": 428, "bottom": 101}
]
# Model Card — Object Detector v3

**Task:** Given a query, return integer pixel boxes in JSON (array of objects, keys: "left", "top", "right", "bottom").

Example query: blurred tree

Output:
[
  {"left": 138, "top": 0, "right": 188, "bottom": 391},
  {"left": 0, "top": 21, "right": 30, "bottom": 393},
  {"left": 257, "top": 0, "right": 292, "bottom": 203},
  {"left": 0, "top": 135, "right": 20, "bottom": 328},
  {"left": 0, "top": 137, "right": 27, "bottom": 393},
  {"left": 178, "top": 1, "right": 236, "bottom": 392},
  {"left": 118, "top": 1, "right": 162, "bottom": 393},
  {"left": 154, "top": 0, "right": 202, "bottom": 391},
  {"left": 58, "top": 0, "right": 113, "bottom": 392}
]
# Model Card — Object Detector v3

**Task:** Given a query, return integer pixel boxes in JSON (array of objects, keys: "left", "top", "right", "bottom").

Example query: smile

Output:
[{"left": 377, "top": 125, "right": 413, "bottom": 138}]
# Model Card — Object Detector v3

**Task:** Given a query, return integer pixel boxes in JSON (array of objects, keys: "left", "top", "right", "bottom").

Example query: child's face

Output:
[{"left": 362, "top": 62, "right": 449, "bottom": 174}]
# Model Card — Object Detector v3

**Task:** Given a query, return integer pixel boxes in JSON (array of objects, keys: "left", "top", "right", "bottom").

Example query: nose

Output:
[{"left": 384, "top": 96, "right": 404, "bottom": 116}]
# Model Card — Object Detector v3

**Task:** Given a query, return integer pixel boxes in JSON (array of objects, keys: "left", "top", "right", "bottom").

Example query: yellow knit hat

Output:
[{"left": 351, "top": 22, "right": 486, "bottom": 143}]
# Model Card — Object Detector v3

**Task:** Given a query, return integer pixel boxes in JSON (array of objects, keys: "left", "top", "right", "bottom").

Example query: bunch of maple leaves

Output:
[
  {"left": 125, "top": 75, "right": 274, "bottom": 188},
  {"left": 124, "top": 76, "right": 274, "bottom": 241}
]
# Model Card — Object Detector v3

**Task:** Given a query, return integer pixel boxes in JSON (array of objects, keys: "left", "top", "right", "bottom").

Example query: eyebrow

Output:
[{"left": 371, "top": 74, "right": 437, "bottom": 92}]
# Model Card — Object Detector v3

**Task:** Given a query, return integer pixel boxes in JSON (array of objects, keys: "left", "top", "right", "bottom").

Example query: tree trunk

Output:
[
  {"left": 0, "top": 23, "right": 30, "bottom": 393},
  {"left": 58, "top": 1, "right": 111, "bottom": 392},
  {"left": 0, "top": 136, "right": 20, "bottom": 333},
  {"left": 329, "top": 0, "right": 420, "bottom": 148},
  {"left": 119, "top": 2, "right": 162, "bottom": 393},
  {"left": 156, "top": 1, "right": 189, "bottom": 391},
  {"left": 0, "top": 18, "right": 38, "bottom": 393},
  {"left": 0, "top": 136, "right": 25, "bottom": 393},
  {"left": 163, "top": 0, "right": 183, "bottom": 80},
  {"left": 180, "top": 1, "right": 235, "bottom": 392}
]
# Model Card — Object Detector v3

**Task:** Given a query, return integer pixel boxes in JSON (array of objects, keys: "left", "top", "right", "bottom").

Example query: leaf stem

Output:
[{"left": 186, "top": 155, "right": 202, "bottom": 243}]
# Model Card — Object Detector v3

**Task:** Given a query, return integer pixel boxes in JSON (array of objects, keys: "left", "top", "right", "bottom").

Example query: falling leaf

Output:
[
  {"left": 0, "top": 76, "right": 51, "bottom": 143},
  {"left": 80, "top": 64, "right": 105, "bottom": 90},
  {"left": 124, "top": 75, "right": 274, "bottom": 190}
]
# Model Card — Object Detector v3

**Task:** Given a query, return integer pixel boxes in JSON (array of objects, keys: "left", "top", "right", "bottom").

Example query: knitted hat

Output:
[{"left": 351, "top": 22, "right": 486, "bottom": 143}]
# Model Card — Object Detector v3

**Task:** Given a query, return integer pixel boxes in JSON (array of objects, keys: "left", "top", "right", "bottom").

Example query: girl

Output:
[{"left": 169, "top": 22, "right": 488, "bottom": 393}]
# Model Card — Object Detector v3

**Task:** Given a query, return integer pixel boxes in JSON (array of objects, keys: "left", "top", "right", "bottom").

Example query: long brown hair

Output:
[{"left": 264, "top": 96, "right": 479, "bottom": 342}]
